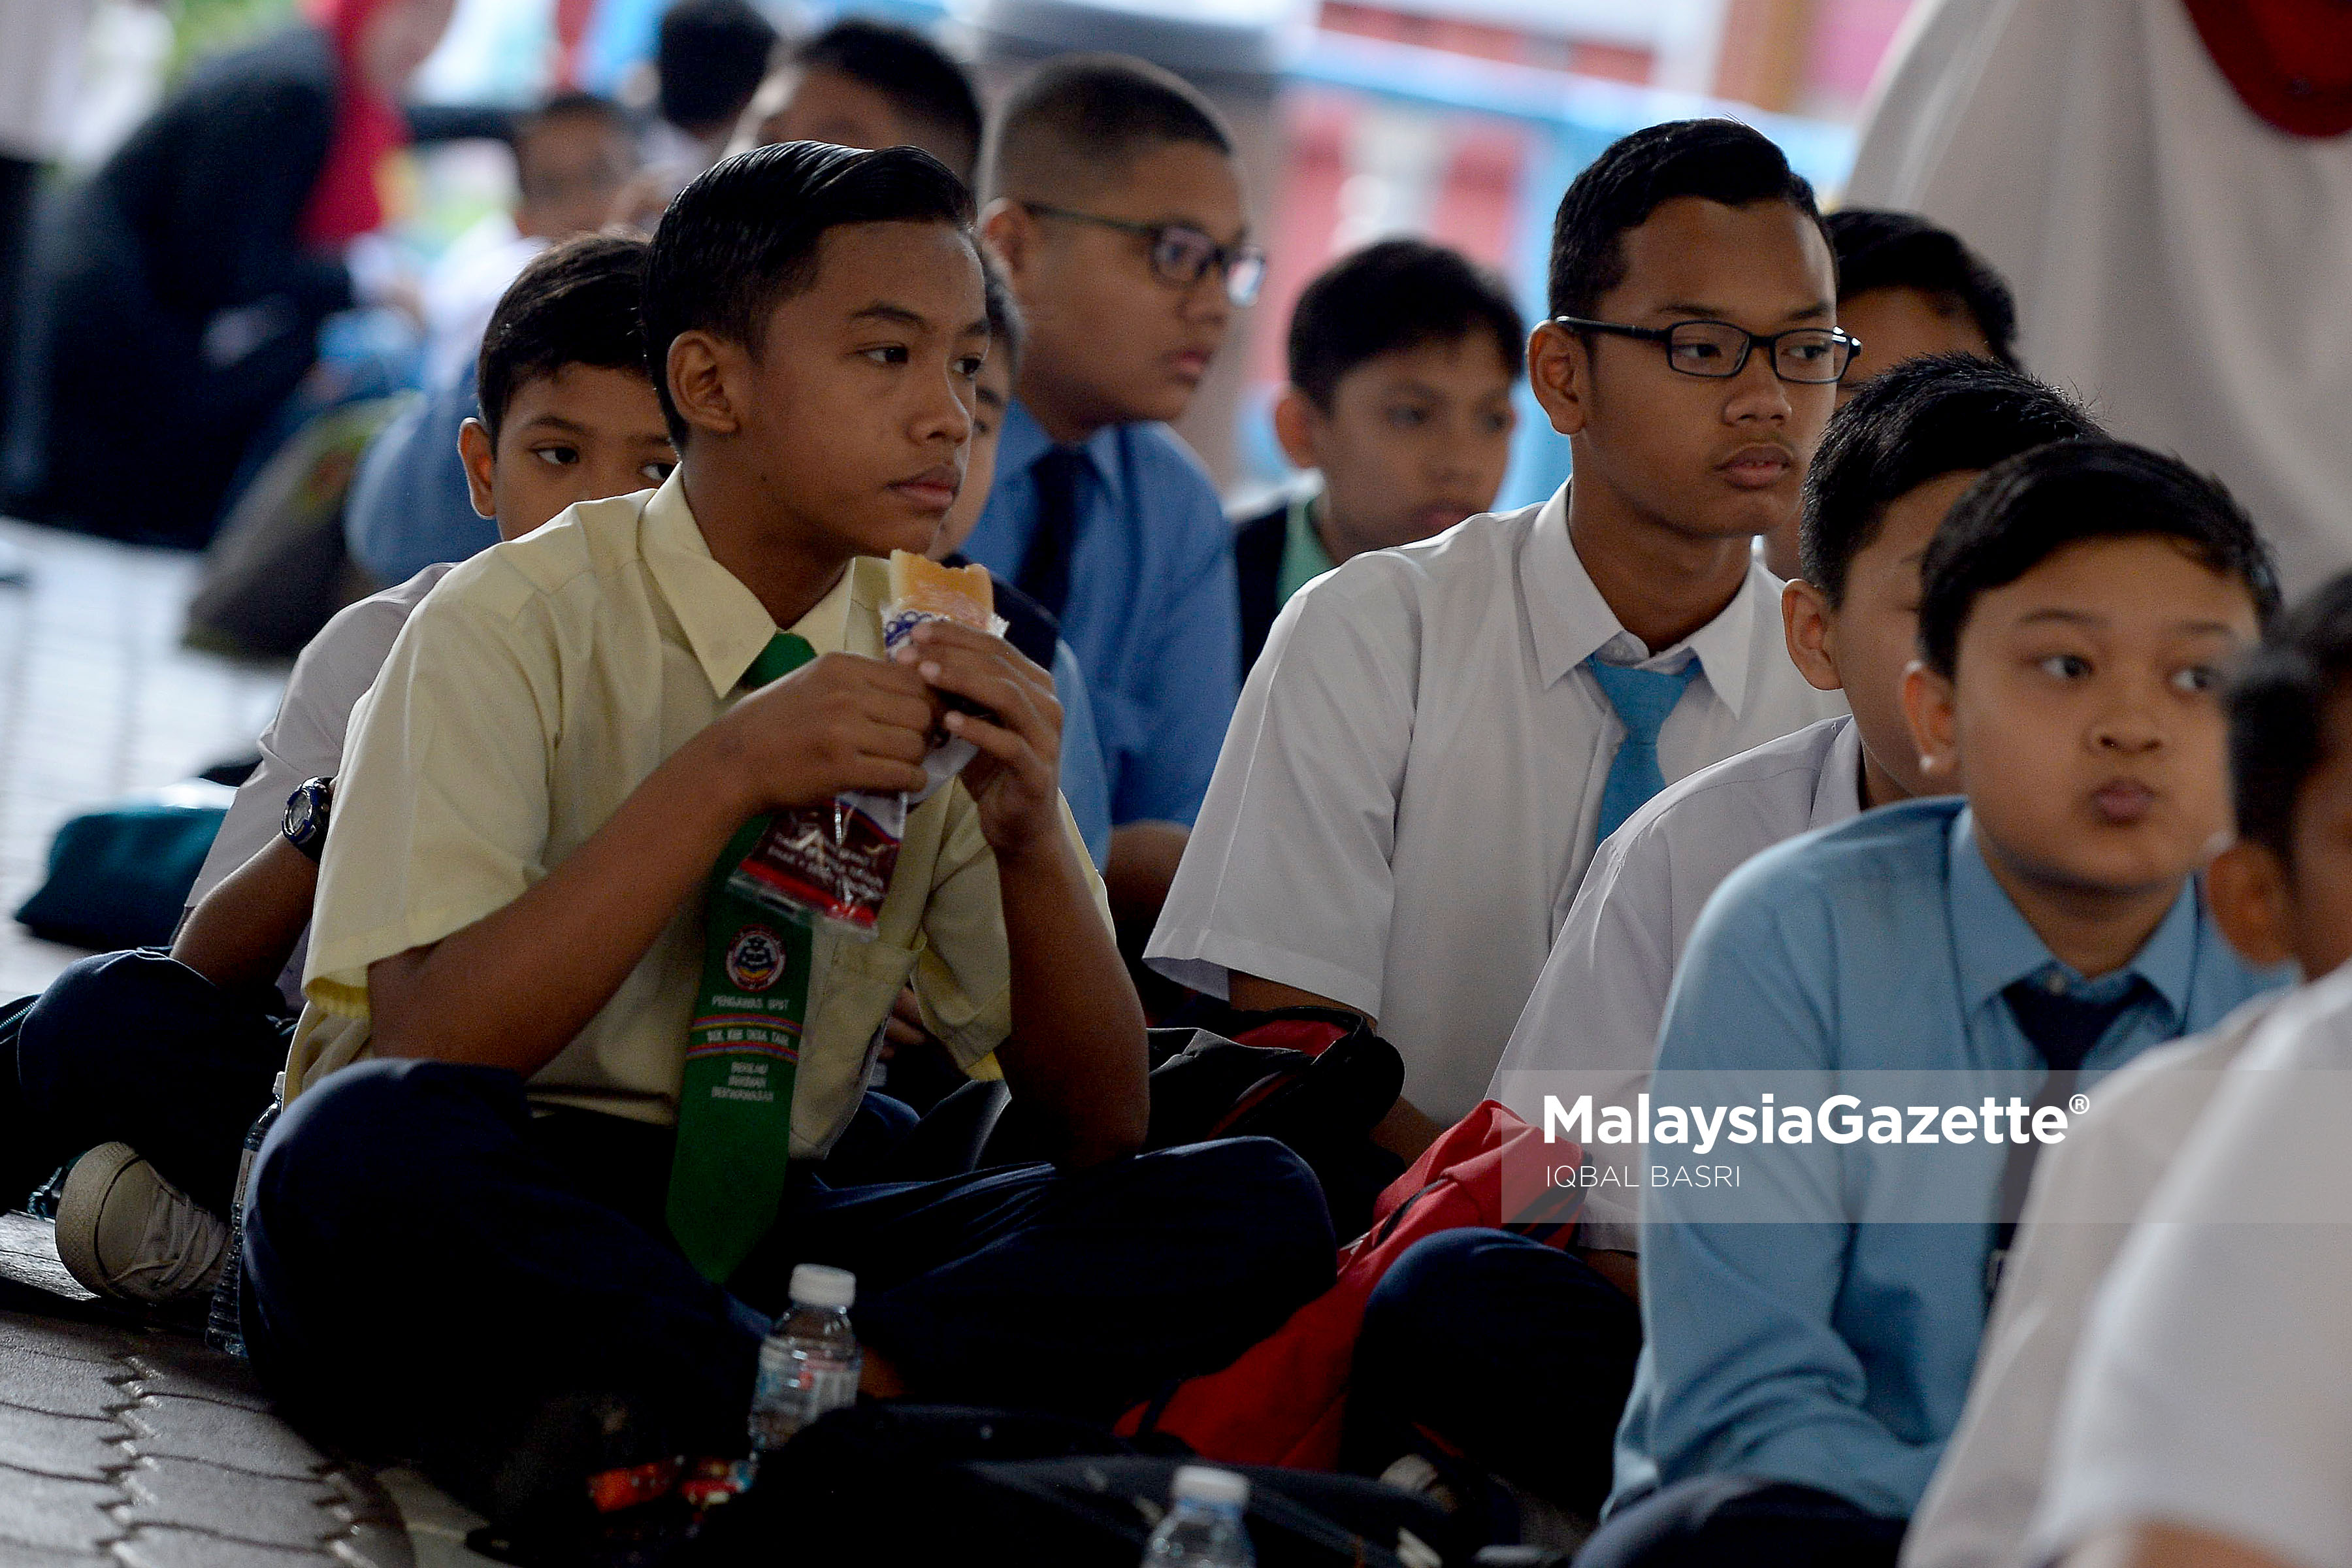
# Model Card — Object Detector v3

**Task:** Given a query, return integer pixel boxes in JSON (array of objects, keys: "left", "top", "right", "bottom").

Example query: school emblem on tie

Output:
[{"left": 668, "top": 632, "right": 819, "bottom": 1284}]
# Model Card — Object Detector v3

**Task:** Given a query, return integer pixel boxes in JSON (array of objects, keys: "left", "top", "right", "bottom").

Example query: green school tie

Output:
[{"left": 667, "top": 630, "right": 817, "bottom": 1283}]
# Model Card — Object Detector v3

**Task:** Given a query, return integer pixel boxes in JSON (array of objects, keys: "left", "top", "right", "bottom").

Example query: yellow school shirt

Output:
[{"left": 286, "top": 472, "right": 1105, "bottom": 1159}]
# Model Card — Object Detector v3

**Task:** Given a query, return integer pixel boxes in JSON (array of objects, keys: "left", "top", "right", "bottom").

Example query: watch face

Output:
[{"left": 284, "top": 791, "right": 315, "bottom": 841}]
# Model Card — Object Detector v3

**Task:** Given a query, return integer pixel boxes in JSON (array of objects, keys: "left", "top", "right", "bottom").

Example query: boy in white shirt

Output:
[
  {"left": 1491, "top": 355, "right": 2099, "bottom": 1253},
  {"left": 1149, "top": 119, "right": 1851, "bottom": 1153},
  {"left": 1912, "top": 572, "right": 2352, "bottom": 1568}
]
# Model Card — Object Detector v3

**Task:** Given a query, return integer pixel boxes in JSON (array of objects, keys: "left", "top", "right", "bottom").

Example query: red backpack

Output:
[{"left": 1114, "top": 1100, "right": 1584, "bottom": 1470}]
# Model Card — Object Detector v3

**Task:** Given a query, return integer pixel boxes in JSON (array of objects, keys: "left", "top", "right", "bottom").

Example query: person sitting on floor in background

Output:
[
  {"left": 237, "top": 143, "right": 1332, "bottom": 1527},
  {"left": 0, "top": 235, "right": 673, "bottom": 1306},
  {"left": 1758, "top": 207, "right": 2021, "bottom": 576},
  {"left": 1231, "top": 237, "right": 1522, "bottom": 672},
  {"left": 1906, "top": 572, "right": 2352, "bottom": 1568},
  {"left": 1580, "top": 439, "right": 2287, "bottom": 1568},
  {"left": 346, "top": 91, "right": 645, "bottom": 589},
  {"left": 964, "top": 53, "right": 1263, "bottom": 982},
  {"left": 1149, "top": 118, "right": 1850, "bottom": 1156},
  {"left": 734, "top": 16, "right": 983, "bottom": 186},
  {"left": 1489, "top": 355, "right": 2100, "bottom": 1265}
]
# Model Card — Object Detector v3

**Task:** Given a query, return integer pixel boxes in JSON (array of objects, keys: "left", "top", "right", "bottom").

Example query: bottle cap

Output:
[
  {"left": 1171, "top": 1465, "right": 1249, "bottom": 1509},
  {"left": 788, "top": 1264, "right": 856, "bottom": 1309}
]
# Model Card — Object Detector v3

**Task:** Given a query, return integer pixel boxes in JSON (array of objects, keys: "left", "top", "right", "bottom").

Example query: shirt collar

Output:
[
  {"left": 640, "top": 471, "right": 870, "bottom": 698},
  {"left": 1946, "top": 806, "right": 2201, "bottom": 1019},
  {"left": 1002, "top": 399, "right": 1128, "bottom": 516},
  {"left": 1812, "top": 716, "right": 1863, "bottom": 827},
  {"left": 1520, "top": 483, "right": 1765, "bottom": 714}
]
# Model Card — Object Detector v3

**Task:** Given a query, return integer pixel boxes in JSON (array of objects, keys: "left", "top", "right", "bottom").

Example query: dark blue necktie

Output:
[
  {"left": 1586, "top": 654, "right": 1703, "bottom": 843},
  {"left": 1015, "top": 447, "right": 1086, "bottom": 621}
]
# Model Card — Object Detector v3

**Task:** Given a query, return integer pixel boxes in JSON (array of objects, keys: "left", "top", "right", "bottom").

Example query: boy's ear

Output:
[
  {"left": 1781, "top": 579, "right": 1845, "bottom": 694},
  {"left": 458, "top": 417, "right": 498, "bottom": 521},
  {"left": 2206, "top": 838, "right": 2298, "bottom": 970},
  {"left": 1271, "top": 386, "right": 1321, "bottom": 473},
  {"left": 666, "top": 331, "right": 747, "bottom": 442},
  {"left": 1900, "top": 659, "right": 1961, "bottom": 785},
  {"left": 1527, "top": 320, "right": 1593, "bottom": 438},
  {"left": 979, "top": 198, "right": 1032, "bottom": 280}
]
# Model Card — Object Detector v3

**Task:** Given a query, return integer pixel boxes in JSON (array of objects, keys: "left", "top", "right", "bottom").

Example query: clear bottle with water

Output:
[
  {"left": 749, "top": 1264, "right": 862, "bottom": 1456},
  {"left": 1143, "top": 1465, "right": 1254, "bottom": 1567}
]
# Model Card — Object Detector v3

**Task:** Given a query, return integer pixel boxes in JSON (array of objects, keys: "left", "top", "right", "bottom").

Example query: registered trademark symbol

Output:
[{"left": 2069, "top": 1094, "right": 2089, "bottom": 1115}]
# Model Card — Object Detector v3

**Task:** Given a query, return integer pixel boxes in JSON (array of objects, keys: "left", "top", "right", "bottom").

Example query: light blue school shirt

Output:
[
  {"left": 1612, "top": 796, "right": 2287, "bottom": 1520},
  {"left": 962, "top": 400, "right": 1239, "bottom": 828}
]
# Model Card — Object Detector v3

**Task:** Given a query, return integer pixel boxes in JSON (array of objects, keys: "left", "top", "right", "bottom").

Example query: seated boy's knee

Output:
[
  {"left": 18, "top": 949, "right": 205, "bottom": 1095},
  {"left": 259, "top": 1059, "right": 525, "bottom": 1205}
]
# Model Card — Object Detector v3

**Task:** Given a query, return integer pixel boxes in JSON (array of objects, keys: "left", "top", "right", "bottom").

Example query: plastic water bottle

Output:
[
  {"left": 749, "top": 1264, "right": 862, "bottom": 1456},
  {"left": 1143, "top": 1465, "right": 1254, "bottom": 1567}
]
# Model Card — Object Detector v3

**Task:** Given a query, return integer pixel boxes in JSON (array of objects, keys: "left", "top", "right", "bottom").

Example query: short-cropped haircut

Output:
[
  {"left": 2229, "top": 573, "right": 2352, "bottom": 861},
  {"left": 1916, "top": 440, "right": 2282, "bottom": 680},
  {"left": 1288, "top": 239, "right": 1525, "bottom": 410},
  {"left": 1828, "top": 208, "right": 2020, "bottom": 368},
  {"left": 985, "top": 53, "right": 1232, "bottom": 201},
  {"left": 1548, "top": 118, "right": 1829, "bottom": 322},
  {"left": 642, "top": 141, "right": 975, "bottom": 448},
  {"left": 476, "top": 233, "right": 653, "bottom": 448},
  {"left": 657, "top": 0, "right": 779, "bottom": 135},
  {"left": 1800, "top": 353, "right": 2099, "bottom": 605},
  {"left": 798, "top": 19, "right": 981, "bottom": 173}
]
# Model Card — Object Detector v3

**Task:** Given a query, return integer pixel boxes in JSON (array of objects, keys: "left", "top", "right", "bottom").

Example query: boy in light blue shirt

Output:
[{"left": 1585, "top": 440, "right": 2289, "bottom": 1567}]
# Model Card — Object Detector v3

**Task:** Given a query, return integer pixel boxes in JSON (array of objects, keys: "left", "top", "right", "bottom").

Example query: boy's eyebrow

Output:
[
  {"left": 513, "top": 413, "right": 593, "bottom": 436},
  {"left": 1654, "top": 299, "right": 1835, "bottom": 323},
  {"left": 851, "top": 302, "right": 930, "bottom": 329}
]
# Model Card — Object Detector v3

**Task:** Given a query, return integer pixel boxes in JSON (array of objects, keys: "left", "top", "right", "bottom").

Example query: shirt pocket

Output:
[{"left": 792, "top": 934, "right": 922, "bottom": 1159}]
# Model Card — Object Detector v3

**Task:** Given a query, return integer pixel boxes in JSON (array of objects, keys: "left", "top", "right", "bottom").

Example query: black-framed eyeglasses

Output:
[
  {"left": 1022, "top": 202, "right": 1266, "bottom": 306},
  {"left": 1551, "top": 315, "right": 1861, "bottom": 384}
]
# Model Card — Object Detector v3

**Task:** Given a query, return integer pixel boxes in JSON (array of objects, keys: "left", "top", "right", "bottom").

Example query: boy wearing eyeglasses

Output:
[
  {"left": 1150, "top": 119, "right": 1849, "bottom": 1164},
  {"left": 971, "top": 52, "right": 1262, "bottom": 970}
]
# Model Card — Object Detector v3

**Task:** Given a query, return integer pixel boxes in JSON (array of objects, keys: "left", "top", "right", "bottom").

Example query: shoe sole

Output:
[{"left": 54, "top": 1141, "right": 143, "bottom": 1299}]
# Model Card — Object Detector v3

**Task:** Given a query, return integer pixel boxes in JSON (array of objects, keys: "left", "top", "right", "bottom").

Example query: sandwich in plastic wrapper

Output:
[{"left": 729, "top": 553, "right": 1008, "bottom": 938}]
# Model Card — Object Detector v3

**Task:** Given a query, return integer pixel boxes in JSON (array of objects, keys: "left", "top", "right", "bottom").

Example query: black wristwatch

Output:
[{"left": 282, "top": 776, "right": 335, "bottom": 863}]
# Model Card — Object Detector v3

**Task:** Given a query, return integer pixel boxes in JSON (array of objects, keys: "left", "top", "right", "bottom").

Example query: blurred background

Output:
[{"left": 12, "top": 0, "right": 1903, "bottom": 515}]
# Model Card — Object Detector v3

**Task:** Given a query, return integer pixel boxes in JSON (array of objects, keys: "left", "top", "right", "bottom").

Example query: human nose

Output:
[
  {"left": 920, "top": 367, "right": 974, "bottom": 447},
  {"left": 2092, "top": 686, "right": 2164, "bottom": 754},
  {"left": 1723, "top": 339, "right": 1793, "bottom": 425}
]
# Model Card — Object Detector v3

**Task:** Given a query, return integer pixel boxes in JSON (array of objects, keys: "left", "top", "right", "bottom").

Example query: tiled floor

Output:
[{"left": 0, "top": 518, "right": 288, "bottom": 1003}]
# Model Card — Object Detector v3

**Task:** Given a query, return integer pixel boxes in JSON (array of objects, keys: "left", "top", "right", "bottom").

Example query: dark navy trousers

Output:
[{"left": 239, "top": 1058, "right": 1336, "bottom": 1506}]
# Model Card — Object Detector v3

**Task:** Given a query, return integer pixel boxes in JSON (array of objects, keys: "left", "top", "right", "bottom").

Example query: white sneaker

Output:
[{"left": 52, "top": 1143, "right": 229, "bottom": 1303}]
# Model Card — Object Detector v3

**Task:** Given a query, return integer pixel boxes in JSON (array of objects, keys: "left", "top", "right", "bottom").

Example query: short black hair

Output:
[
  {"left": 2229, "top": 572, "right": 2352, "bottom": 861},
  {"left": 657, "top": 0, "right": 779, "bottom": 135},
  {"left": 1916, "top": 439, "right": 2282, "bottom": 679},
  {"left": 987, "top": 53, "right": 1233, "bottom": 200},
  {"left": 1547, "top": 118, "right": 1830, "bottom": 321},
  {"left": 1288, "top": 239, "right": 1525, "bottom": 410},
  {"left": 644, "top": 140, "right": 976, "bottom": 447},
  {"left": 1800, "top": 353, "right": 2099, "bottom": 604},
  {"left": 798, "top": 19, "right": 981, "bottom": 177},
  {"left": 1828, "top": 208, "right": 2019, "bottom": 367},
  {"left": 981, "top": 250, "right": 1024, "bottom": 371},
  {"left": 476, "top": 233, "right": 653, "bottom": 447}
]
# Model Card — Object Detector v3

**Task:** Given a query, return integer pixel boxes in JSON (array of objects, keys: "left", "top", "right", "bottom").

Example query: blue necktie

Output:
[{"left": 1586, "top": 654, "right": 1703, "bottom": 843}]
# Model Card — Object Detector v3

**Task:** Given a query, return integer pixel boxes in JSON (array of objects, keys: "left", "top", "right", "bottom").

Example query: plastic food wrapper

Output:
[{"left": 729, "top": 552, "right": 1009, "bottom": 938}]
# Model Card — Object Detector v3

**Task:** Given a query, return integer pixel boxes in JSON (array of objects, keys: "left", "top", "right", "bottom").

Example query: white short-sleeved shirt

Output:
[
  {"left": 1902, "top": 993, "right": 2278, "bottom": 1568},
  {"left": 287, "top": 476, "right": 1100, "bottom": 1160},
  {"left": 2028, "top": 968, "right": 2352, "bottom": 1568},
  {"left": 1146, "top": 485, "right": 1848, "bottom": 1124},
  {"left": 1487, "top": 713, "right": 1863, "bottom": 1242},
  {"left": 186, "top": 563, "right": 453, "bottom": 1005}
]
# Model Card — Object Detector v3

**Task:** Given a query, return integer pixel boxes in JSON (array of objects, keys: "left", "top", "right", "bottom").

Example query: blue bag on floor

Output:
[{"left": 14, "top": 782, "right": 233, "bottom": 950}]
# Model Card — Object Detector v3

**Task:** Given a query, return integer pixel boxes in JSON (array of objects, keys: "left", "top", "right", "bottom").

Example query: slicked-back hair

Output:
[
  {"left": 986, "top": 52, "right": 1232, "bottom": 201},
  {"left": 798, "top": 19, "right": 981, "bottom": 179},
  {"left": 1288, "top": 238, "right": 1525, "bottom": 410},
  {"left": 2229, "top": 572, "right": 2352, "bottom": 862},
  {"left": 1800, "top": 353, "right": 2099, "bottom": 605},
  {"left": 476, "top": 233, "right": 653, "bottom": 447},
  {"left": 981, "top": 250, "right": 1024, "bottom": 370},
  {"left": 657, "top": 0, "right": 779, "bottom": 135},
  {"left": 643, "top": 140, "right": 977, "bottom": 448},
  {"left": 1829, "top": 208, "right": 2020, "bottom": 368},
  {"left": 1548, "top": 118, "right": 1829, "bottom": 321},
  {"left": 1916, "top": 440, "right": 2282, "bottom": 681}
]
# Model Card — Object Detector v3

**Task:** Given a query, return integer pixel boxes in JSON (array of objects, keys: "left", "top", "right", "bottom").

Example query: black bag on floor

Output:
[{"left": 685, "top": 1402, "right": 1484, "bottom": 1567}]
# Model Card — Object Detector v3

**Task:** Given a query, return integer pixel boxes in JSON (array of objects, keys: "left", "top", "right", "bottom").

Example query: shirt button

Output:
[{"left": 2041, "top": 971, "right": 2068, "bottom": 995}]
